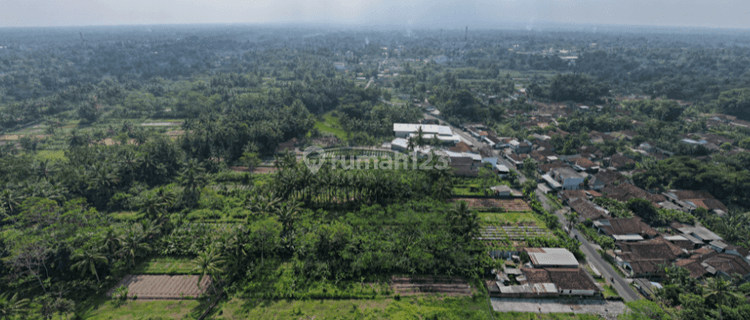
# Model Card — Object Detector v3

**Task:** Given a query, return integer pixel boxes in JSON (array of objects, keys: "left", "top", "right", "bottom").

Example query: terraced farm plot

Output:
[
  {"left": 107, "top": 275, "right": 211, "bottom": 299},
  {"left": 391, "top": 276, "right": 472, "bottom": 296},
  {"left": 478, "top": 225, "right": 553, "bottom": 241},
  {"left": 451, "top": 198, "right": 531, "bottom": 212}
]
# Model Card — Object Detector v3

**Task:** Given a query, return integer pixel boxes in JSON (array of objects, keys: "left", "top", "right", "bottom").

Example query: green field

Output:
[
  {"left": 109, "top": 211, "right": 142, "bottom": 222},
  {"left": 314, "top": 113, "right": 348, "bottom": 140},
  {"left": 82, "top": 298, "right": 202, "bottom": 320},
  {"left": 214, "top": 295, "right": 599, "bottom": 320},
  {"left": 35, "top": 149, "right": 66, "bottom": 161},
  {"left": 216, "top": 296, "right": 492, "bottom": 320},
  {"left": 132, "top": 256, "right": 196, "bottom": 275}
]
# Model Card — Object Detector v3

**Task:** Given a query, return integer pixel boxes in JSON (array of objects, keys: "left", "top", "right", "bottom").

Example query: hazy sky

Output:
[{"left": 1, "top": 0, "right": 749, "bottom": 29}]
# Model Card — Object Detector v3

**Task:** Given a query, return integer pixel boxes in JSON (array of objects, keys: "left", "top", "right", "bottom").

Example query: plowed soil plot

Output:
[
  {"left": 107, "top": 275, "right": 212, "bottom": 299},
  {"left": 391, "top": 276, "right": 472, "bottom": 296},
  {"left": 229, "top": 166, "right": 277, "bottom": 174},
  {"left": 451, "top": 198, "right": 531, "bottom": 212}
]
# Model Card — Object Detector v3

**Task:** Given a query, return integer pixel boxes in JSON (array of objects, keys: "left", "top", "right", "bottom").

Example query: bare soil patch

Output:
[
  {"left": 391, "top": 276, "right": 472, "bottom": 296},
  {"left": 107, "top": 275, "right": 212, "bottom": 299},
  {"left": 451, "top": 198, "right": 531, "bottom": 211}
]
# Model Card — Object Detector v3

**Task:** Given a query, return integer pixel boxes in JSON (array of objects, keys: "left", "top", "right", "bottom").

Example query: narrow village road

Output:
[
  {"left": 538, "top": 192, "right": 641, "bottom": 302},
  {"left": 423, "top": 105, "right": 641, "bottom": 303}
]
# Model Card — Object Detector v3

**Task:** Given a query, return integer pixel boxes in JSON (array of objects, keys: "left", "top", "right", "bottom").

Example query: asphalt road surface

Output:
[
  {"left": 423, "top": 111, "right": 639, "bottom": 301},
  {"left": 537, "top": 193, "right": 641, "bottom": 302}
]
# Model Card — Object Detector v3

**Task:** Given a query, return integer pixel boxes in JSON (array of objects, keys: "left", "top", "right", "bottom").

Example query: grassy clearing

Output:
[
  {"left": 215, "top": 295, "right": 493, "bottom": 320},
  {"left": 132, "top": 257, "right": 196, "bottom": 275},
  {"left": 35, "top": 149, "right": 66, "bottom": 161},
  {"left": 214, "top": 295, "right": 599, "bottom": 320},
  {"left": 602, "top": 284, "right": 620, "bottom": 298},
  {"left": 83, "top": 298, "right": 202, "bottom": 320},
  {"left": 109, "top": 211, "right": 142, "bottom": 222},
  {"left": 453, "top": 186, "right": 487, "bottom": 196},
  {"left": 314, "top": 113, "right": 348, "bottom": 140}
]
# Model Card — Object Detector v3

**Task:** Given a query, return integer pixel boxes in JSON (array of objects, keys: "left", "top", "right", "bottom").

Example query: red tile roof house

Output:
[
  {"left": 559, "top": 189, "right": 589, "bottom": 204},
  {"left": 538, "top": 161, "right": 568, "bottom": 175},
  {"left": 505, "top": 153, "right": 527, "bottom": 167},
  {"left": 521, "top": 268, "right": 600, "bottom": 296},
  {"left": 569, "top": 157, "right": 598, "bottom": 173},
  {"left": 594, "top": 217, "right": 660, "bottom": 240},
  {"left": 590, "top": 170, "right": 628, "bottom": 189},
  {"left": 577, "top": 146, "right": 603, "bottom": 160},
  {"left": 569, "top": 198, "right": 608, "bottom": 222},
  {"left": 601, "top": 183, "right": 666, "bottom": 206},
  {"left": 662, "top": 190, "right": 727, "bottom": 215},
  {"left": 606, "top": 154, "right": 636, "bottom": 170},
  {"left": 615, "top": 239, "right": 686, "bottom": 278},
  {"left": 703, "top": 253, "right": 750, "bottom": 282}
]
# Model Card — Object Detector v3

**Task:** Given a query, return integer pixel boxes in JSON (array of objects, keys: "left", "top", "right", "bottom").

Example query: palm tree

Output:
[
  {"left": 180, "top": 159, "right": 207, "bottom": 193},
  {"left": 406, "top": 138, "right": 415, "bottom": 152},
  {"left": 141, "top": 188, "right": 175, "bottom": 220},
  {"left": 246, "top": 194, "right": 281, "bottom": 217},
  {"left": 70, "top": 247, "right": 107, "bottom": 283},
  {"left": 431, "top": 177, "right": 453, "bottom": 200},
  {"left": 118, "top": 225, "right": 151, "bottom": 267},
  {"left": 101, "top": 227, "right": 120, "bottom": 256},
  {"left": 704, "top": 277, "right": 743, "bottom": 320},
  {"left": 415, "top": 127, "right": 426, "bottom": 148},
  {"left": 0, "top": 292, "right": 29, "bottom": 320},
  {"left": 564, "top": 211, "right": 579, "bottom": 230},
  {"left": 0, "top": 189, "right": 20, "bottom": 214},
  {"left": 192, "top": 247, "right": 225, "bottom": 295},
  {"left": 276, "top": 201, "right": 302, "bottom": 232}
]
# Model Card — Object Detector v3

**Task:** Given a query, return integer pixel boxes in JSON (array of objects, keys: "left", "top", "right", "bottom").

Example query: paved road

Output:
[
  {"left": 539, "top": 192, "right": 641, "bottom": 302},
  {"left": 424, "top": 110, "right": 639, "bottom": 301}
]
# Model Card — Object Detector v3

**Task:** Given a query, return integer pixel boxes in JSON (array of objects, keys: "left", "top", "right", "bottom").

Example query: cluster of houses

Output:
[
  {"left": 483, "top": 119, "right": 750, "bottom": 297},
  {"left": 390, "top": 122, "right": 511, "bottom": 179},
  {"left": 488, "top": 247, "right": 601, "bottom": 298}
]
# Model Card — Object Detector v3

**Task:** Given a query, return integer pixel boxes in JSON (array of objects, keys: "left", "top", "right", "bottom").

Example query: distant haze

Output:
[{"left": 1, "top": 0, "right": 749, "bottom": 29}]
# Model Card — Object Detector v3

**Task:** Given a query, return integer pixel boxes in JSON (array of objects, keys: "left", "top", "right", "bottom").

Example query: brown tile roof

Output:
[
  {"left": 621, "top": 130, "right": 638, "bottom": 139},
  {"left": 521, "top": 268, "right": 552, "bottom": 283},
  {"left": 507, "top": 153, "right": 527, "bottom": 162},
  {"left": 539, "top": 161, "right": 568, "bottom": 173},
  {"left": 675, "top": 259, "right": 708, "bottom": 278},
  {"left": 602, "top": 183, "right": 665, "bottom": 205},
  {"left": 609, "top": 154, "right": 636, "bottom": 169},
  {"left": 594, "top": 170, "right": 628, "bottom": 186},
  {"left": 521, "top": 268, "right": 599, "bottom": 291},
  {"left": 569, "top": 198, "right": 607, "bottom": 221},
  {"left": 669, "top": 190, "right": 715, "bottom": 201},
  {"left": 598, "top": 217, "right": 659, "bottom": 238},
  {"left": 560, "top": 190, "right": 588, "bottom": 203},
  {"left": 618, "top": 240, "right": 682, "bottom": 261},
  {"left": 587, "top": 190, "right": 603, "bottom": 197},
  {"left": 572, "top": 157, "right": 596, "bottom": 168},
  {"left": 627, "top": 259, "right": 667, "bottom": 275},
  {"left": 703, "top": 253, "right": 750, "bottom": 276},
  {"left": 546, "top": 268, "right": 599, "bottom": 291},
  {"left": 536, "top": 140, "right": 555, "bottom": 151},
  {"left": 450, "top": 141, "right": 473, "bottom": 153},
  {"left": 577, "top": 145, "right": 601, "bottom": 155}
]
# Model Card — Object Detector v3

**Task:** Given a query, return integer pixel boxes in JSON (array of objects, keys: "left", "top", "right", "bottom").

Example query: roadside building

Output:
[{"left": 524, "top": 248, "right": 579, "bottom": 268}]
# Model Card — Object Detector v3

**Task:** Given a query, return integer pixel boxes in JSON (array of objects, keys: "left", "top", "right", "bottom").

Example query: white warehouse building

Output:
[{"left": 393, "top": 123, "right": 453, "bottom": 138}]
